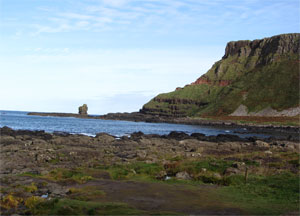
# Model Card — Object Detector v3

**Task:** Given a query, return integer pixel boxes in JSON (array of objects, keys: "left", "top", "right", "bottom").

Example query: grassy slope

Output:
[{"left": 143, "top": 53, "right": 299, "bottom": 117}]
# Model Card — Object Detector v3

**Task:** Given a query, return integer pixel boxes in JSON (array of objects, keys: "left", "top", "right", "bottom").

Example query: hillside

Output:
[{"left": 141, "top": 33, "right": 300, "bottom": 117}]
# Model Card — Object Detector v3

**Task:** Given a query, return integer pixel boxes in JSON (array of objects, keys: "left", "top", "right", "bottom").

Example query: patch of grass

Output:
[
  {"left": 25, "top": 196, "right": 44, "bottom": 211},
  {"left": 178, "top": 158, "right": 233, "bottom": 175},
  {"left": 31, "top": 198, "right": 145, "bottom": 215},
  {"left": 41, "top": 168, "right": 93, "bottom": 184},
  {"left": 104, "top": 162, "right": 164, "bottom": 180},
  {"left": 220, "top": 172, "right": 300, "bottom": 215},
  {"left": 67, "top": 186, "right": 105, "bottom": 201},
  {"left": 22, "top": 182, "right": 38, "bottom": 193}
]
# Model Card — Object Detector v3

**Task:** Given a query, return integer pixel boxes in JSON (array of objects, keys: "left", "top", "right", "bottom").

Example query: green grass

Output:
[
  {"left": 41, "top": 168, "right": 93, "bottom": 183},
  {"left": 67, "top": 186, "right": 106, "bottom": 201},
  {"left": 29, "top": 198, "right": 145, "bottom": 215},
  {"left": 219, "top": 172, "right": 300, "bottom": 215}
]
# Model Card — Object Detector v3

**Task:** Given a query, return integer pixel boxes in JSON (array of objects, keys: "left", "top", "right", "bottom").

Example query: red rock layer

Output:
[{"left": 191, "top": 77, "right": 231, "bottom": 87}]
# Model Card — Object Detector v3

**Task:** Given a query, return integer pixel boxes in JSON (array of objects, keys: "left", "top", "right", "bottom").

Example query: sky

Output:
[{"left": 0, "top": 0, "right": 299, "bottom": 114}]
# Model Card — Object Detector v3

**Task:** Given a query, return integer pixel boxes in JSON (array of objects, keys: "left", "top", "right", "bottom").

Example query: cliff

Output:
[{"left": 141, "top": 33, "right": 300, "bottom": 117}]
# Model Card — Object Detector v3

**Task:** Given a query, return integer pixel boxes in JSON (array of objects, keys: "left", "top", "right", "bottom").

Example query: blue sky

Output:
[{"left": 0, "top": 0, "right": 299, "bottom": 114}]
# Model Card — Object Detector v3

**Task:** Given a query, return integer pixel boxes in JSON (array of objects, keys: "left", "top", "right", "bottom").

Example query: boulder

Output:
[
  {"left": 95, "top": 133, "right": 115, "bottom": 143},
  {"left": 224, "top": 167, "right": 241, "bottom": 176},
  {"left": 255, "top": 140, "right": 270, "bottom": 148},
  {"left": 156, "top": 170, "right": 167, "bottom": 180},
  {"left": 176, "top": 171, "right": 192, "bottom": 180}
]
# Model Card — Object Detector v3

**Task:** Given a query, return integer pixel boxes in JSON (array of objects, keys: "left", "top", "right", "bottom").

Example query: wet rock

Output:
[
  {"left": 167, "top": 131, "right": 190, "bottom": 140},
  {"left": 191, "top": 133, "right": 206, "bottom": 140},
  {"left": 0, "top": 126, "right": 15, "bottom": 136},
  {"left": 216, "top": 134, "right": 244, "bottom": 142}
]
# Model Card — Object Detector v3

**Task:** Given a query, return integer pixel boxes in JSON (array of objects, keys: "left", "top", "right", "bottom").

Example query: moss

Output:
[
  {"left": 23, "top": 183, "right": 38, "bottom": 193},
  {"left": 0, "top": 194, "right": 23, "bottom": 210}
]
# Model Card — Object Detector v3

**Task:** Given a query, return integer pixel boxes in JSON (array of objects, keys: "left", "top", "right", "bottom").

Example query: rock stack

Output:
[{"left": 78, "top": 104, "right": 88, "bottom": 115}]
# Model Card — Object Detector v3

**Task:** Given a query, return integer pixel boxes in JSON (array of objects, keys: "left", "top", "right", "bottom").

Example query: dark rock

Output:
[
  {"left": 216, "top": 134, "right": 244, "bottom": 142},
  {"left": 0, "top": 126, "right": 15, "bottom": 136},
  {"left": 131, "top": 131, "right": 144, "bottom": 140},
  {"left": 167, "top": 131, "right": 190, "bottom": 140},
  {"left": 191, "top": 133, "right": 206, "bottom": 140}
]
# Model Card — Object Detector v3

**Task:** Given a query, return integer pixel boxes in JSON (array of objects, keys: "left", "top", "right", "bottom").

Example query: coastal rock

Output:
[{"left": 95, "top": 133, "right": 115, "bottom": 143}]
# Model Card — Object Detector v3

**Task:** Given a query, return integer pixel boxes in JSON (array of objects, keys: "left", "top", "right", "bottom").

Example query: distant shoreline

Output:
[{"left": 27, "top": 111, "right": 300, "bottom": 138}]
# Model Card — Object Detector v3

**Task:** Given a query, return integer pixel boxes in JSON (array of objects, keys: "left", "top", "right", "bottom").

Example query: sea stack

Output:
[{"left": 78, "top": 104, "right": 88, "bottom": 115}]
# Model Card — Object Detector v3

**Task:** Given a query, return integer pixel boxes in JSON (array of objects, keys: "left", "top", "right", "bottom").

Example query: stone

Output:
[
  {"left": 137, "top": 150, "right": 147, "bottom": 159},
  {"left": 232, "top": 162, "right": 246, "bottom": 169},
  {"left": 224, "top": 167, "right": 241, "bottom": 176},
  {"left": 255, "top": 140, "right": 270, "bottom": 148},
  {"left": 176, "top": 171, "right": 192, "bottom": 180},
  {"left": 156, "top": 170, "right": 167, "bottom": 180},
  {"left": 78, "top": 104, "right": 88, "bottom": 115},
  {"left": 264, "top": 150, "right": 273, "bottom": 155},
  {"left": 212, "top": 172, "right": 222, "bottom": 180},
  {"left": 96, "top": 133, "right": 115, "bottom": 143}
]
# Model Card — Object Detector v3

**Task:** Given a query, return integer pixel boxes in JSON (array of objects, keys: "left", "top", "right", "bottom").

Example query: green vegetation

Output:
[
  {"left": 28, "top": 198, "right": 145, "bottom": 215},
  {"left": 67, "top": 186, "right": 106, "bottom": 201},
  {"left": 41, "top": 168, "right": 93, "bottom": 184},
  {"left": 142, "top": 45, "right": 299, "bottom": 118},
  {"left": 22, "top": 183, "right": 38, "bottom": 193},
  {"left": 220, "top": 172, "right": 300, "bottom": 215}
]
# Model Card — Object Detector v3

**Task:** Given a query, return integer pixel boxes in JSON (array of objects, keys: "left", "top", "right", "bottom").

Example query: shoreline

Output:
[
  {"left": 27, "top": 111, "right": 300, "bottom": 128},
  {"left": 1, "top": 126, "right": 299, "bottom": 215}
]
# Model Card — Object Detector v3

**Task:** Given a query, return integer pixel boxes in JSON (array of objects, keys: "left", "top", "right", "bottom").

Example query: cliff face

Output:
[{"left": 141, "top": 33, "right": 300, "bottom": 117}]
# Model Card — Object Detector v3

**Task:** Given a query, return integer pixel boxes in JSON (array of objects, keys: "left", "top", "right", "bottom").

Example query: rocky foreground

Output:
[{"left": 0, "top": 127, "right": 299, "bottom": 215}]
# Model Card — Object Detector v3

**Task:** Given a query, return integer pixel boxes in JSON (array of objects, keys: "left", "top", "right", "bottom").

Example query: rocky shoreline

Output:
[
  {"left": 27, "top": 111, "right": 300, "bottom": 137},
  {"left": 1, "top": 126, "right": 299, "bottom": 215}
]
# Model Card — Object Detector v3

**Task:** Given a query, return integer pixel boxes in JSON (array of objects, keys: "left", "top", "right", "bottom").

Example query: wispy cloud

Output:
[{"left": 27, "top": 0, "right": 298, "bottom": 36}]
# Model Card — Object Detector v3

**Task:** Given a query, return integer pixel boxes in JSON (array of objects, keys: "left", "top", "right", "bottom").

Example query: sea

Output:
[{"left": 0, "top": 110, "right": 276, "bottom": 138}]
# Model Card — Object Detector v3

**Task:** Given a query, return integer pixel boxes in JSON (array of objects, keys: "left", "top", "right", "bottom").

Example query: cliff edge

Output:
[{"left": 141, "top": 33, "right": 300, "bottom": 117}]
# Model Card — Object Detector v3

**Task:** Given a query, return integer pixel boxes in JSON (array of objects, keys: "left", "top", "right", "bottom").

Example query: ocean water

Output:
[{"left": 0, "top": 110, "right": 271, "bottom": 138}]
